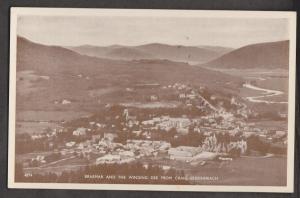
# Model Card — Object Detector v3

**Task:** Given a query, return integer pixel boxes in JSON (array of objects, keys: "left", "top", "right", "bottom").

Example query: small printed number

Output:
[{"left": 24, "top": 173, "right": 32, "bottom": 177}]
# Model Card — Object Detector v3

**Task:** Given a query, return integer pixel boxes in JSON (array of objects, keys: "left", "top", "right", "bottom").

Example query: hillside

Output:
[
  {"left": 17, "top": 37, "right": 120, "bottom": 75},
  {"left": 16, "top": 36, "right": 242, "bottom": 111},
  {"left": 197, "top": 45, "right": 233, "bottom": 54},
  {"left": 17, "top": 36, "right": 240, "bottom": 84},
  {"left": 68, "top": 43, "right": 231, "bottom": 64},
  {"left": 200, "top": 40, "right": 289, "bottom": 69}
]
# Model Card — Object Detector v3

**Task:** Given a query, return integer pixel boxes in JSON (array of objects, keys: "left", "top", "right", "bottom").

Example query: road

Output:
[{"left": 243, "top": 83, "right": 287, "bottom": 104}]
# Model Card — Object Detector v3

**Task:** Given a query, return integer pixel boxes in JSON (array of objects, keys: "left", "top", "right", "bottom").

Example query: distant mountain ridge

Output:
[
  {"left": 67, "top": 43, "right": 232, "bottom": 64},
  {"left": 200, "top": 40, "right": 289, "bottom": 69},
  {"left": 16, "top": 36, "right": 241, "bottom": 86}
]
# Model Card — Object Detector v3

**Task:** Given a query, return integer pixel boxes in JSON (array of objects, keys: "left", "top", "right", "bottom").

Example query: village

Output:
[{"left": 17, "top": 82, "right": 288, "bottom": 174}]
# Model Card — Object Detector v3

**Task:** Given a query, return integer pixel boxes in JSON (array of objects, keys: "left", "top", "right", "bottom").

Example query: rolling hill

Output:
[
  {"left": 16, "top": 36, "right": 242, "bottom": 111},
  {"left": 200, "top": 40, "right": 289, "bottom": 69},
  {"left": 17, "top": 37, "right": 121, "bottom": 75},
  {"left": 17, "top": 36, "right": 240, "bottom": 85}
]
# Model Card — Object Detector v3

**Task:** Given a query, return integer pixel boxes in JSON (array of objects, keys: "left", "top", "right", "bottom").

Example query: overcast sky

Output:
[{"left": 17, "top": 16, "right": 289, "bottom": 48}]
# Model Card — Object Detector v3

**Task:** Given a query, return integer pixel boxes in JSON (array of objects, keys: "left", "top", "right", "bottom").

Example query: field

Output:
[
  {"left": 255, "top": 77, "right": 288, "bottom": 92},
  {"left": 16, "top": 110, "right": 92, "bottom": 134},
  {"left": 16, "top": 121, "right": 60, "bottom": 134},
  {"left": 145, "top": 154, "right": 287, "bottom": 186},
  {"left": 251, "top": 120, "right": 288, "bottom": 131},
  {"left": 16, "top": 110, "right": 92, "bottom": 122},
  {"left": 186, "top": 156, "right": 287, "bottom": 186},
  {"left": 21, "top": 153, "right": 287, "bottom": 186}
]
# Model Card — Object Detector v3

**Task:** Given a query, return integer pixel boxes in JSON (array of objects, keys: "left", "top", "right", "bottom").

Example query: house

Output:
[
  {"left": 73, "top": 128, "right": 87, "bottom": 136},
  {"left": 96, "top": 123, "right": 104, "bottom": 128},
  {"left": 194, "top": 127, "right": 201, "bottom": 133},
  {"left": 161, "top": 165, "right": 171, "bottom": 171},
  {"left": 62, "top": 99, "right": 71, "bottom": 105},
  {"left": 142, "top": 120, "right": 155, "bottom": 125},
  {"left": 126, "top": 87, "right": 134, "bottom": 92},
  {"left": 89, "top": 121, "right": 95, "bottom": 125},
  {"left": 31, "top": 134, "right": 44, "bottom": 140},
  {"left": 127, "top": 120, "right": 134, "bottom": 128},
  {"left": 66, "top": 141, "right": 76, "bottom": 147},
  {"left": 210, "top": 96, "right": 216, "bottom": 100},
  {"left": 157, "top": 117, "right": 191, "bottom": 132},
  {"left": 179, "top": 93, "right": 186, "bottom": 99},
  {"left": 187, "top": 94, "right": 196, "bottom": 100},
  {"left": 103, "top": 133, "right": 117, "bottom": 142},
  {"left": 133, "top": 130, "right": 142, "bottom": 136},
  {"left": 231, "top": 97, "right": 238, "bottom": 105},
  {"left": 120, "top": 150, "right": 135, "bottom": 157},
  {"left": 32, "top": 155, "right": 46, "bottom": 163},
  {"left": 177, "top": 128, "right": 189, "bottom": 134},
  {"left": 96, "top": 154, "right": 121, "bottom": 165},
  {"left": 150, "top": 95, "right": 158, "bottom": 101},
  {"left": 168, "top": 146, "right": 200, "bottom": 161}
]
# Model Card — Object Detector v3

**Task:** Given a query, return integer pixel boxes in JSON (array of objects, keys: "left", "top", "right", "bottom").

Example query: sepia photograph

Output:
[{"left": 8, "top": 8, "right": 296, "bottom": 192}]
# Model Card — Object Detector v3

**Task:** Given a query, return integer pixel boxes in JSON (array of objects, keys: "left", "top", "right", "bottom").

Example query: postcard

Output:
[{"left": 8, "top": 8, "right": 296, "bottom": 192}]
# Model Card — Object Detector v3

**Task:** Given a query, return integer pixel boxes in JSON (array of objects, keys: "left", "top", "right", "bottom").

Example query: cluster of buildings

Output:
[
  {"left": 60, "top": 123, "right": 250, "bottom": 166},
  {"left": 142, "top": 116, "right": 191, "bottom": 134},
  {"left": 71, "top": 137, "right": 172, "bottom": 165},
  {"left": 22, "top": 82, "right": 288, "bottom": 169},
  {"left": 30, "top": 128, "right": 63, "bottom": 140},
  {"left": 23, "top": 98, "right": 287, "bottom": 168},
  {"left": 95, "top": 139, "right": 171, "bottom": 165}
]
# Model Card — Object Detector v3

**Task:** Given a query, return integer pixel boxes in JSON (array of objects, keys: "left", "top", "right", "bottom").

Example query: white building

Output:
[
  {"left": 66, "top": 141, "right": 76, "bottom": 147},
  {"left": 62, "top": 99, "right": 71, "bottom": 105},
  {"left": 157, "top": 118, "right": 191, "bottom": 131},
  {"left": 168, "top": 146, "right": 200, "bottom": 161},
  {"left": 150, "top": 95, "right": 158, "bottom": 101},
  {"left": 96, "top": 154, "right": 121, "bottom": 165},
  {"left": 73, "top": 128, "right": 87, "bottom": 136}
]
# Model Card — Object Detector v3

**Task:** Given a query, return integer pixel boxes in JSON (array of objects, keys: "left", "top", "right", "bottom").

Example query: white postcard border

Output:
[{"left": 8, "top": 8, "right": 297, "bottom": 192}]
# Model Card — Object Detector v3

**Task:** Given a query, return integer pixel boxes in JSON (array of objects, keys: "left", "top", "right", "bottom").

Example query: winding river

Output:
[{"left": 243, "top": 83, "right": 287, "bottom": 104}]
